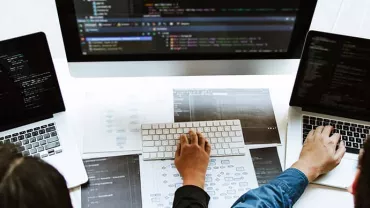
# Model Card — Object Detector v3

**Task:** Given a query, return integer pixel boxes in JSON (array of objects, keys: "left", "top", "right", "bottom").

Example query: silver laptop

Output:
[
  {"left": 0, "top": 32, "right": 88, "bottom": 188},
  {"left": 286, "top": 31, "right": 370, "bottom": 189}
]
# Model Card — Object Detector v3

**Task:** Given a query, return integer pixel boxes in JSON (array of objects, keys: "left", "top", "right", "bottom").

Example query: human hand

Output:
[
  {"left": 292, "top": 126, "right": 346, "bottom": 182},
  {"left": 175, "top": 130, "right": 211, "bottom": 189}
]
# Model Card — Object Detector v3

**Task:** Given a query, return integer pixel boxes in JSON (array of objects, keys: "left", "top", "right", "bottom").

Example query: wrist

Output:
[
  {"left": 183, "top": 175, "right": 206, "bottom": 189},
  {"left": 291, "top": 160, "right": 321, "bottom": 182}
]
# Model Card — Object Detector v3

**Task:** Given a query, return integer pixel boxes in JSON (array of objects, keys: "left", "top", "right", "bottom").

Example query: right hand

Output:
[{"left": 292, "top": 126, "right": 346, "bottom": 182}]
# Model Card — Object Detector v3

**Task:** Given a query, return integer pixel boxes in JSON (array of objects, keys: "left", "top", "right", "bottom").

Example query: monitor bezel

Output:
[{"left": 55, "top": 0, "right": 318, "bottom": 62}]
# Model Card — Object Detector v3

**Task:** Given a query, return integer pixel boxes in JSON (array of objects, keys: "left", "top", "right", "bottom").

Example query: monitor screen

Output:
[
  {"left": 72, "top": 0, "right": 301, "bottom": 55},
  {"left": 290, "top": 31, "right": 370, "bottom": 121},
  {"left": 0, "top": 33, "right": 65, "bottom": 131}
]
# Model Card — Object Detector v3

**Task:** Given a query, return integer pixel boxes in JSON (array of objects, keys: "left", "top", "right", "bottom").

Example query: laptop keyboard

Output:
[
  {"left": 0, "top": 123, "right": 63, "bottom": 158},
  {"left": 302, "top": 115, "right": 370, "bottom": 154}
]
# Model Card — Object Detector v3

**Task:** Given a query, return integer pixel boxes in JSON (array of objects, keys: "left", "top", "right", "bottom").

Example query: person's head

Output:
[
  {"left": 0, "top": 144, "right": 72, "bottom": 208},
  {"left": 349, "top": 136, "right": 370, "bottom": 208}
]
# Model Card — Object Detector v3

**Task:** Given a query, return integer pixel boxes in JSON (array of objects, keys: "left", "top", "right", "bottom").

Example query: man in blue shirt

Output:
[{"left": 173, "top": 126, "right": 367, "bottom": 208}]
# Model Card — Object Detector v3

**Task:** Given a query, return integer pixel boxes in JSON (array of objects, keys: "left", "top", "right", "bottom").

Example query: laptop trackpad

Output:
[{"left": 313, "top": 158, "right": 357, "bottom": 189}]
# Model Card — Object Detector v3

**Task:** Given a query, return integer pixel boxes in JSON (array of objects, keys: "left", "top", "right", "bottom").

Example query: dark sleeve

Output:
[{"left": 173, "top": 185, "right": 210, "bottom": 208}]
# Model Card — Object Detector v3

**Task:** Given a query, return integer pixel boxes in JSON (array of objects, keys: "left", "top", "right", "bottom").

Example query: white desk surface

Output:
[{"left": 51, "top": 59, "right": 354, "bottom": 207}]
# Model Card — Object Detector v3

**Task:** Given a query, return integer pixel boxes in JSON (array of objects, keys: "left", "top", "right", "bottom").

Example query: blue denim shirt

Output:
[{"left": 232, "top": 168, "right": 309, "bottom": 208}]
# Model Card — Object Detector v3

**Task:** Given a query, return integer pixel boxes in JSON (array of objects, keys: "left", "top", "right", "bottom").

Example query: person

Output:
[
  {"left": 0, "top": 144, "right": 72, "bottom": 208},
  {"left": 173, "top": 127, "right": 368, "bottom": 208},
  {"left": 0, "top": 126, "right": 367, "bottom": 208}
]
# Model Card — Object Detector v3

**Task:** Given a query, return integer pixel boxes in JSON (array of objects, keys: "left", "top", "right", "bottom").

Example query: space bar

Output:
[{"left": 346, "top": 147, "right": 360, "bottom": 154}]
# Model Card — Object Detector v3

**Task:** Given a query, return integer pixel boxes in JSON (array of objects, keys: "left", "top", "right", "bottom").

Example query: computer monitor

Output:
[{"left": 55, "top": 0, "right": 317, "bottom": 77}]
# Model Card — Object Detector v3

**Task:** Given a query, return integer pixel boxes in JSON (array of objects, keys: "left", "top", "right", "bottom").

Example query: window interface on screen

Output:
[{"left": 73, "top": 0, "right": 300, "bottom": 55}]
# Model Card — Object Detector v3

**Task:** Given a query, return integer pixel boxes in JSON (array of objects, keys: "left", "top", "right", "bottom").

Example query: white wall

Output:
[{"left": 0, "top": 0, "right": 369, "bottom": 60}]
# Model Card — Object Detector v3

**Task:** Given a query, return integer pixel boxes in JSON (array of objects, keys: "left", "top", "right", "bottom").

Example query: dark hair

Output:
[
  {"left": 0, "top": 144, "right": 72, "bottom": 208},
  {"left": 355, "top": 136, "right": 370, "bottom": 208}
]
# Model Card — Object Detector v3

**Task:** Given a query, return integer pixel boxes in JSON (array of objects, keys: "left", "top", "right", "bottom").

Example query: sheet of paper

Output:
[
  {"left": 250, "top": 147, "right": 283, "bottom": 186},
  {"left": 173, "top": 89, "right": 281, "bottom": 145},
  {"left": 81, "top": 155, "right": 142, "bottom": 208},
  {"left": 140, "top": 150, "right": 259, "bottom": 208},
  {"left": 82, "top": 89, "right": 173, "bottom": 153}
]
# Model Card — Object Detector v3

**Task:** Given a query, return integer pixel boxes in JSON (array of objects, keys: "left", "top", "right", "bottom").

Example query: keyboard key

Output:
[
  {"left": 30, "top": 137, "right": 36, "bottom": 143},
  {"left": 18, "top": 135, "right": 25, "bottom": 140},
  {"left": 22, "top": 151, "right": 30, "bottom": 157},
  {"left": 39, "top": 129, "right": 46, "bottom": 134},
  {"left": 30, "top": 149, "right": 37, "bottom": 154},
  {"left": 50, "top": 132, "right": 57, "bottom": 137},
  {"left": 343, "top": 126, "right": 349, "bottom": 131},
  {"left": 349, "top": 137, "right": 355, "bottom": 142},
  {"left": 354, "top": 133, "right": 359, "bottom": 137},
  {"left": 232, "top": 137, "right": 244, "bottom": 143},
  {"left": 20, "top": 131, "right": 26, "bottom": 134},
  {"left": 41, "top": 125, "right": 47, "bottom": 128},
  {"left": 5, "top": 139, "right": 10, "bottom": 144},
  {"left": 41, "top": 154, "right": 48, "bottom": 158},
  {"left": 17, "top": 146, "right": 25, "bottom": 152},
  {"left": 364, "top": 129, "right": 369, "bottom": 134},
  {"left": 34, "top": 127, "right": 40, "bottom": 131},
  {"left": 165, "top": 152, "right": 173, "bottom": 158},
  {"left": 32, "top": 132, "right": 38, "bottom": 136},
  {"left": 25, "top": 144, "right": 32, "bottom": 150},
  {"left": 347, "top": 132, "right": 353, "bottom": 136},
  {"left": 37, "top": 147, "right": 44, "bottom": 152},
  {"left": 48, "top": 123, "right": 55, "bottom": 127},
  {"left": 45, "top": 142, "right": 60, "bottom": 150},
  {"left": 33, "top": 142, "right": 40, "bottom": 148},
  {"left": 356, "top": 138, "right": 362, "bottom": 143},
  {"left": 0, "top": 137, "right": 3, "bottom": 141},
  {"left": 361, "top": 134, "right": 366, "bottom": 139},
  {"left": 11, "top": 137, "right": 17, "bottom": 142},
  {"left": 342, "top": 136, "right": 348, "bottom": 141},
  {"left": 232, "top": 149, "right": 239, "bottom": 154},
  {"left": 37, "top": 135, "right": 43, "bottom": 141},
  {"left": 27, "top": 129, "right": 33, "bottom": 133},
  {"left": 346, "top": 147, "right": 360, "bottom": 154},
  {"left": 40, "top": 140, "right": 46, "bottom": 145},
  {"left": 303, "top": 124, "right": 312, "bottom": 130},
  {"left": 350, "top": 127, "right": 356, "bottom": 132},
  {"left": 217, "top": 149, "right": 225, "bottom": 155},
  {"left": 143, "top": 141, "right": 154, "bottom": 147},
  {"left": 46, "top": 127, "right": 56, "bottom": 132},
  {"left": 34, "top": 154, "right": 40, "bottom": 158},
  {"left": 47, "top": 137, "right": 59, "bottom": 143},
  {"left": 23, "top": 139, "right": 29, "bottom": 145},
  {"left": 346, "top": 141, "right": 352, "bottom": 147},
  {"left": 25, "top": 133, "right": 32, "bottom": 138},
  {"left": 12, "top": 133, "right": 19, "bottom": 137}
]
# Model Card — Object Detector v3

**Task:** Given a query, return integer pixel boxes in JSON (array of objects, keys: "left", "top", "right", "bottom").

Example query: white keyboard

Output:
[{"left": 141, "top": 120, "right": 246, "bottom": 161}]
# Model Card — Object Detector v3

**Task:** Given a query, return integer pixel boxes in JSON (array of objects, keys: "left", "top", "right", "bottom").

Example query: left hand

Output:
[{"left": 174, "top": 131, "right": 211, "bottom": 189}]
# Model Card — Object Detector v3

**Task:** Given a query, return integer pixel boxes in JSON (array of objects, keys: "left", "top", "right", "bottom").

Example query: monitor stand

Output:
[{"left": 68, "top": 59, "right": 300, "bottom": 77}]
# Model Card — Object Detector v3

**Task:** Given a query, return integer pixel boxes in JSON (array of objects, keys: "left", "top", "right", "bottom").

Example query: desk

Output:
[{"left": 51, "top": 59, "right": 354, "bottom": 208}]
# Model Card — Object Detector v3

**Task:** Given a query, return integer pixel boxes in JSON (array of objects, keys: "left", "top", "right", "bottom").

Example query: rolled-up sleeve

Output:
[{"left": 232, "top": 168, "right": 309, "bottom": 208}]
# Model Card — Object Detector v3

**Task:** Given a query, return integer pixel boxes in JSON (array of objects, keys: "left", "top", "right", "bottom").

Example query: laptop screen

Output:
[
  {"left": 290, "top": 31, "right": 370, "bottom": 121},
  {"left": 0, "top": 33, "right": 65, "bottom": 131}
]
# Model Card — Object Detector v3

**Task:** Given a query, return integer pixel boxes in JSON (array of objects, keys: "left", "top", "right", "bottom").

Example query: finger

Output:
[
  {"left": 180, "top": 134, "right": 189, "bottom": 146},
  {"left": 305, "top": 130, "right": 315, "bottom": 143},
  {"left": 205, "top": 140, "right": 211, "bottom": 155},
  {"left": 314, "top": 126, "right": 324, "bottom": 137},
  {"left": 198, "top": 132, "right": 206, "bottom": 147},
  {"left": 189, "top": 130, "right": 198, "bottom": 145},
  {"left": 334, "top": 141, "right": 346, "bottom": 163},
  {"left": 330, "top": 133, "right": 341, "bottom": 146},
  {"left": 175, "top": 143, "right": 181, "bottom": 158},
  {"left": 322, "top": 126, "right": 333, "bottom": 137}
]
